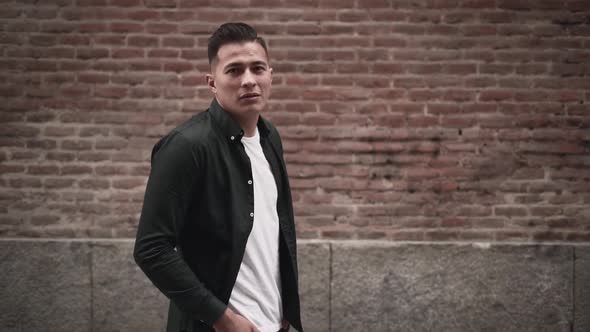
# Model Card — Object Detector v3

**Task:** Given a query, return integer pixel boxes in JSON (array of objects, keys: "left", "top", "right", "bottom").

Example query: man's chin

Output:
[
  {"left": 226, "top": 105, "right": 265, "bottom": 116},
  {"left": 239, "top": 101, "right": 267, "bottom": 113}
]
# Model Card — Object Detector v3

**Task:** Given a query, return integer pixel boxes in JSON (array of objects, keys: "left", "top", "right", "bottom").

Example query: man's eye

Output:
[
  {"left": 226, "top": 68, "right": 239, "bottom": 74},
  {"left": 254, "top": 66, "right": 266, "bottom": 72}
]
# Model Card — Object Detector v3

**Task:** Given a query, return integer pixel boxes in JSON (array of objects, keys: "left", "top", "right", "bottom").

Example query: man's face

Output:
[{"left": 207, "top": 41, "right": 272, "bottom": 118}]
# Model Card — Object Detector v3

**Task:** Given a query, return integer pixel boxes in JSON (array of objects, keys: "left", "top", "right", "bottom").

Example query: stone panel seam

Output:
[
  {"left": 328, "top": 242, "right": 333, "bottom": 332},
  {"left": 572, "top": 247, "right": 576, "bottom": 332},
  {"left": 89, "top": 242, "right": 95, "bottom": 332}
]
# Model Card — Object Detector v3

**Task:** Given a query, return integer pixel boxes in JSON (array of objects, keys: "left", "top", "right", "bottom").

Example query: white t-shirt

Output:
[{"left": 228, "top": 128, "right": 283, "bottom": 332}]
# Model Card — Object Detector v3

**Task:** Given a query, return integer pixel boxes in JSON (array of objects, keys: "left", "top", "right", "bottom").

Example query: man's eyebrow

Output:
[
  {"left": 250, "top": 60, "right": 268, "bottom": 67},
  {"left": 223, "top": 60, "right": 268, "bottom": 70},
  {"left": 223, "top": 62, "right": 243, "bottom": 70}
]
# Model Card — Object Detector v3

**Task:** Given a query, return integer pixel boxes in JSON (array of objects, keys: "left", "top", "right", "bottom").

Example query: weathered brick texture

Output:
[{"left": 1, "top": 1, "right": 589, "bottom": 242}]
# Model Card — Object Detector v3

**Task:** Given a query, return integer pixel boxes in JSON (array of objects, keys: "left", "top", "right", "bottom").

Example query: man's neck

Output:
[
  {"left": 239, "top": 114, "right": 259, "bottom": 137},
  {"left": 229, "top": 111, "right": 259, "bottom": 138}
]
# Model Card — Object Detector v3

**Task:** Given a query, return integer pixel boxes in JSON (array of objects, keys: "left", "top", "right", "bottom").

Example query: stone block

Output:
[
  {"left": 331, "top": 243, "right": 573, "bottom": 332},
  {"left": 0, "top": 240, "right": 92, "bottom": 332},
  {"left": 91, "top": 240, "right": 168, "bottom": 332},
  {"left": 575, "top": 246, "right": 590, "bottom": 332},
  {"left": 298, "top": 242, "right": 330, "bottom": 332}
]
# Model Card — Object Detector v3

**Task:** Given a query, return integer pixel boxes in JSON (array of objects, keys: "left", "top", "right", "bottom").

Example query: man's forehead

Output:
[{"left": 215, "top": 42, "right": 268, "bottom": 66}]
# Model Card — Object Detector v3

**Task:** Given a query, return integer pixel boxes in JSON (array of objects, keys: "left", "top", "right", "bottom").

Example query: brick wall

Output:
[{"left": 0, "top": 0, "right": 589, "bottom": 242}]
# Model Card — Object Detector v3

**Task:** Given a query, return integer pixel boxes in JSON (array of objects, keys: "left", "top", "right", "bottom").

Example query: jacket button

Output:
[
  {"left": 230, "top": 136, "right": 235, "bottom": 141},
  {"left": 250, "top": 212, "right": 254, "bottom": 217},
  {"left": 248, "top": 180, "right": 252, "bottom": 185}
]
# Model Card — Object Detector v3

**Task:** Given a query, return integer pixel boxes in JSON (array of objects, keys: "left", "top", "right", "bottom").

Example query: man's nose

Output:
[{"left": 241, "top": 69, "right": 256, "bottom": 87}]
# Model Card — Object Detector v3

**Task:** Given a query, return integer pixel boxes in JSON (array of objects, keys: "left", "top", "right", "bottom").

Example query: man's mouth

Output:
[{"left": 240, "top": 93, "right": 261, "bottom": 99}]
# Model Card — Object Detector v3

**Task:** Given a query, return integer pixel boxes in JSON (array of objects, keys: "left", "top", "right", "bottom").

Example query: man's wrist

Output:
[{"left": 213, "top": 308, "right": 234, "bottom": 330}]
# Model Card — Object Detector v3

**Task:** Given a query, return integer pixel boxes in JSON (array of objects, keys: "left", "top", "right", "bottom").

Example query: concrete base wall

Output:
[{"left": 0, "top": 240, "right": 587, "bottom": 332}]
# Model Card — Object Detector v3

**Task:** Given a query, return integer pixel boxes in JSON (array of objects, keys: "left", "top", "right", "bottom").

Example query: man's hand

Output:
[
  {"left": 281, "top": 319, "right": 290, "bottom": 331},
  {"left": 213, "top": 308, "right": 260, "bottom": 332}
]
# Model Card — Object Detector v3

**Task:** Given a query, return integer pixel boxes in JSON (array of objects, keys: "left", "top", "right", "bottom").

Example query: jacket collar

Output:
[{"left": 208, "top": 98, "right": 270, "bottom": 142}]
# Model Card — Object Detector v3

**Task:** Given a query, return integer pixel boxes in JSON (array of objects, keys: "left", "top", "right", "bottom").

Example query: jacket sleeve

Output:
[{"left": 133, "top": 131, "right": 226, "bottom": 326}]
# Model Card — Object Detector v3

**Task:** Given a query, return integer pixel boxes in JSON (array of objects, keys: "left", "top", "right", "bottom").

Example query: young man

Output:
[{"left": 134, "top": 23, "right": 303, "bottom": 332}]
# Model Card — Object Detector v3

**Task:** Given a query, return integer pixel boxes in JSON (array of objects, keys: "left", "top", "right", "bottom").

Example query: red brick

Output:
[
  {"left": 0, "top": 164, "right": 25, "bottom": 174},
  {"left": 77, "top": 73, "right": 109, "bottom": 83},
  {"left": 145, "top": 0, "right": 177, "bottom": 6},
  {"left": 178, "top": 0, "right": 210, "bottom": 7},
  {"left": 533, "top": 231, "right": 565, "bottom": 242},
  {"left": 30, "top": 215, "right": 60, "bottom": 226},
  {"left": 180, "top": 49, "right": 202, "bottom": 60},
  {"left": 112, "top": 48, "right": 144, "bottom": 59},
  {"left": 8, "top": 177, "right": 42, "bottom": 188},
  {"left": 357, "top": 23, "right": 392, "bottom": 35},
  {"left": 112, "top": 178, "right": 146, "bottom": 189},
  {"left": 110, "top": 22, "right": 143, "bottom": 33},
  {"left": 24, "top": 60, "right": 59, "bottom": 72},
  {"left": 424, "top": 231, "right": 459, "bottom": 241},
  {"left": 148, "top": 49, "right": 179, "bottom": 58},
  {"left": 41, "top": 22, "right": 75, "bottom": 33},
  {"left": 438, "top": 63, "right": 473, "bottom": 75},
  {"left": 28, "top": 165, "right": 59, "bottom": 175},
  {"left": 76, "top": 22, "right": 107, "bottom": 33},
  {"left": 2, "top": 125, "right": 40, "bottom": 137},
  {"left": 47, "top": 152, "right": 76, "bottom": 162},
  {"left": 91, "top": 35, "right": 125, "bottom": 46},
  {"left": 130, "top": 165, "right": 151, "bottom": 177},
  {"left": 441, "top": 116, "right": 476, "bottom": 128},
  {"left": 111, "top": 151, "right": 146, "bottom": 162},
  {"left": 566, "top": 232, "right": 590, "bottom": 242},
  {"left": 126, "top": 35, "right": 158, "bottom": 47},
  {"left": 78, "top": 0, "right": 107, "bottom": 5},
  {"left": 146, "top": 23, "right": 178, "bottom": 34},
  {"left": 320, "top": 229, "right": 354, "bottom": 239},
  {"left": 408, "top": 89, "right": 442, "bottom": 101},
  {"left": 371, "top": 113, "right": 403, "bottom": 127},
  {"left": 492, "top": 231, "right": 528, "bottom": 241},
  {"left": 79, "top": 203, "right": 109, "bottom": 214},
  {"left": 76, "top": 48, "right": 109, "bottom": 59},
  {"left": 130, "top": 87, "right": 161, "bottom": 98},
  {"left": 372, "top": 63, "right": 403, "bottom": 74},
  {"left": 61, "top": 165, "right": 93, "bottom": 175},
  {"left": 111, "top": 0, "right": 142, "bottom": 5},
  {"left": 44, "top": 178, "right": 76, "bottom": 189},
  {"left": 512, "top": 167, "right": 545, "bottom": 180},
  {"left": 480, "top": 64, "right": 514, "bottom": 75},
  {"left": 495, "top": 206, "right": 528, "bottom": 217},
  {"left": 388, "top": 230, "right": 423, "bottom": 241},
  {"left": 162, "top": 36, "right": 195, "bottom": 48},
  {"left": 163, "top": 61, "right": 193, "bottom": 72},
  {"left": 0, "top": 86, "right": 23, "bottom": 97},
  {"left": 62, "top": 140, "right": 92, "bottom": 150},
  {"left": 374, "top": 37, "right": 406, "bottom": 47},
  {"left": 95, "top": 87, "right": 128, "bottom": 99},
  {"left": 95, "top": 165, "right": 129, "bottom": 176},
  {"left": 479, "top": 90, "right": 513, "bottom": 102},
  {"left": 521, "top": 142, "right": 585, "bottom": 154},
  {"left": 287, "top": 23, "right": 321, "bottom": 35},
  {"left": 0, "top": 8, "right": 21, "bottom": 19},
  {"left": 406, "top": 168, "right": 439, "bottom": 180},
  {"left": 426, "top": 103, "right": 458, "bottom": 115},
  {"left": 461, "top": 0, "right": 495, "bottom": 7}
]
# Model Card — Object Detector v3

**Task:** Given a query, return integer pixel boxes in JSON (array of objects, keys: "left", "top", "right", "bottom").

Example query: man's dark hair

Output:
[{"left": 208, "top": 22, "right": 269, "bottom": 65}]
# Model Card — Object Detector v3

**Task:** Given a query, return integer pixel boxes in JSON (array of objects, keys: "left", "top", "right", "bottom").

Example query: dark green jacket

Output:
[{"left": 134, "top": 99, "right": 303, "bottom": 332}]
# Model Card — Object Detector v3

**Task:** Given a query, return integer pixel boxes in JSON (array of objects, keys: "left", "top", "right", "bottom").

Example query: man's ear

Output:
[
  {"left": 206, "top": 74, "right": 216, "bottom": 94},
  {"left": 269, "top": 67, "right": 273, "bottom": 83}
]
